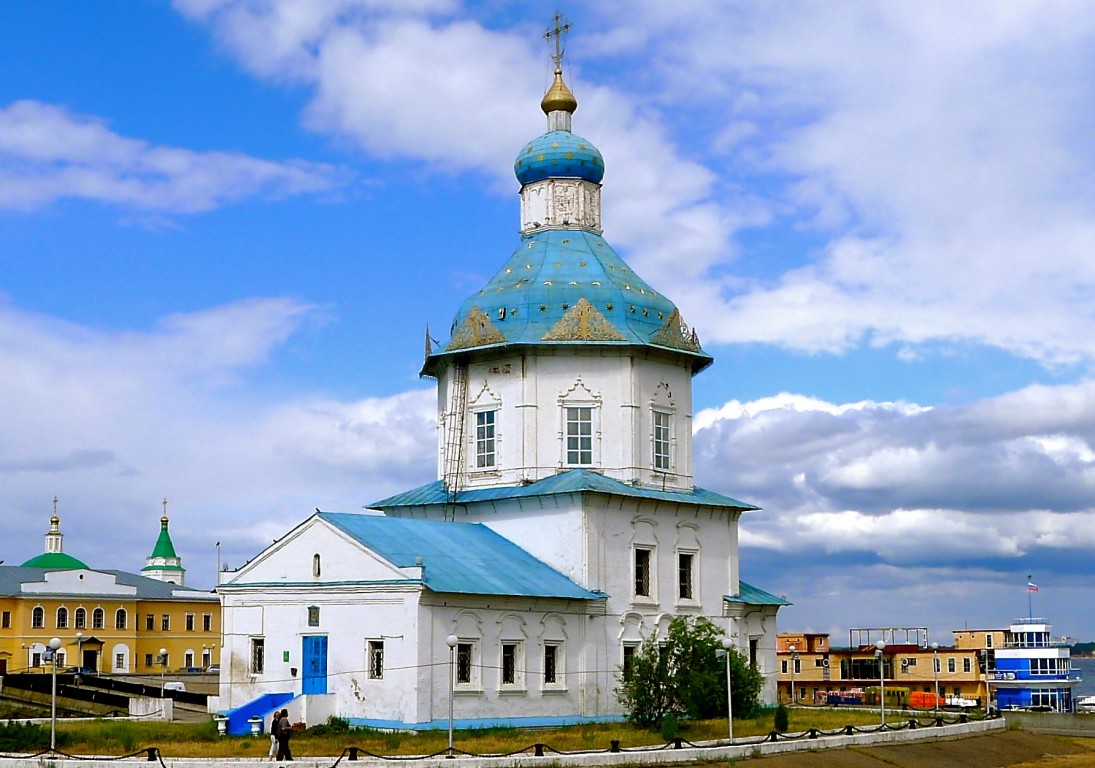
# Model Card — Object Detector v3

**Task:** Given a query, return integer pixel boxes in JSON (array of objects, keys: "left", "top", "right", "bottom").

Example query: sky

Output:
[{"left": 3, "top": 0, "right": 1095, "bottom": 644}]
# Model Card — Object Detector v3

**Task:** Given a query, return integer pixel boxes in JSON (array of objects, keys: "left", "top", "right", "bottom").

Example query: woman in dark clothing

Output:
[{"left": 276, "top": 709, "right": 293, "bottom": 761}]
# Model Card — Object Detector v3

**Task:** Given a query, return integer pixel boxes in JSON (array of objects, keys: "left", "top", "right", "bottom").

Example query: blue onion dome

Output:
[{"left": 515, "top": 131, "right": 604, "bottom": 185}]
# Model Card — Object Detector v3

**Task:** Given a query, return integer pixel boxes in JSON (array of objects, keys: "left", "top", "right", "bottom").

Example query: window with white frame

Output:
[
  {"left": 500, "top": 641, "right": 523, "bottom": 688},
  {"left": 985, "top": 634, "right": 993, "bottom": 649},
  {"left": 185, "top": 651, "right": 194, "bottom": 668},
  {"left": 56, "top": 606, "right": 68, "bottom": 628},
  {"left": 653, "top": 410, "right": 671, "bottom": 470},
  {"left": 250, "top": 637, "right": 265, "bottom": 675},
  {"left": 32, "top": 606, "right": 44, "bottom": 629},
  {"left": 203, "top": 613, "right": 213, "bottom": 632},
  {"left": 93, "top": 608, "right": 105, "bottom": 629},
  {"left": 368, "top": 640, "right": 384, "bottom": 679},
  {"left": 564, "top": 406, "right": 594, "bottom": 465},
  {"left": 948, "top": 657, "right": 956, "bottom": 673},
  {"left": 543, "top": 642, "right": 563, "bottom": 688},
  {"left": 455, "top": 641, "right": 477, "bottom": 688},
  {"left": 115, "top": 653, "right": 125, "bottom": 670},
  {"left": 634, "top": 547, "right": 653, "bottom": 598},
  {"left": 622, "top": 643, "right": 638, "bottom": 677},
  {"left": 963, "top": 657, "right": 972, "bottom": 673},
  {"left": 185, "top": 613, "right": 195, "bottom": 631},
  {"left": 75, "top": 607, "right": 86, "bottom": 629},
  {"left": 677, "top": 551, "right": 695, "bottom": 600},
  {"left": 475, "top": 410, "right": 497, "bottom": 468},
  {"left": 116, "top": 608, "right": 127, "bottom": 630}
]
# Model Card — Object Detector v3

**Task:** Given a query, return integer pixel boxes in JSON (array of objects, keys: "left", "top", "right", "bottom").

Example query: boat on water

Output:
[{"left": 1077, "top": 695, "right": 1095, "bottom": 712}]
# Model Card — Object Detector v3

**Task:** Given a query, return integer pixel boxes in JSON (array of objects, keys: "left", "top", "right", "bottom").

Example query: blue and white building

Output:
[
  {"left": 214, "top": 46, "right": 785, "bottom": 731},
  {"left": 989, "top": 618, "right": 1081, "bottom": 712}
]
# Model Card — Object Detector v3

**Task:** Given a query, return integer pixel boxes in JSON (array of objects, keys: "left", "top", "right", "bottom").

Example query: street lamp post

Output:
[
  {"left": 48, "top": 637, "right": 62, "bottom": 750},
  {"left": 159, "top": 647, "right": 168, "bottom": 697},
  {"left": 874, "top": 640, "right": 887, "bottom": 726},
  {"left": 446, "top": 635, "right": 458, "bottom": 758},
  {"left": 930, "top": 642, "right": 940, "bottom": 715},
  {"left": 720, "top": 637, "right": 734, "bottom": 741},
  {"left": 788, "top": 644, "right": 798, "bottom": 705}
]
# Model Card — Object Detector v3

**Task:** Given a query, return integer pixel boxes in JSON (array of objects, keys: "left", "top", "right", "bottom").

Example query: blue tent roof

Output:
[
  {"left": 318, "top": 513, "right": 600, "bottom": 601},
  {"left": 724, "top": 581, "right": 791, "bottom": 606},
  {"left": 370, "top": 468, "right": 759, "bottom": 512}
]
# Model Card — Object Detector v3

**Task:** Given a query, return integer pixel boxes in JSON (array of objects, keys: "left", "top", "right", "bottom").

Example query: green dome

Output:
[{"left": 21, "top": 552, "right": 89, "bottom": 570}]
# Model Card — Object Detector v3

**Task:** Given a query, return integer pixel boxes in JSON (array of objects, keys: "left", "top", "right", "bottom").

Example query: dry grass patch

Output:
[{"left": 49, "top": 708, "right": 927, "bottom": 759}]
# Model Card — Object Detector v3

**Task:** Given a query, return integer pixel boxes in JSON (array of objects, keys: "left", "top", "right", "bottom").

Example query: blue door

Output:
[{"left": 302, "top": 636, "right": 328, "bottom": 694}]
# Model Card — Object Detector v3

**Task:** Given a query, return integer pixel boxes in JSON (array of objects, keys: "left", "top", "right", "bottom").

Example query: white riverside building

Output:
[{"left": 213, "top": 53, "right": 787, "bottom": 733}]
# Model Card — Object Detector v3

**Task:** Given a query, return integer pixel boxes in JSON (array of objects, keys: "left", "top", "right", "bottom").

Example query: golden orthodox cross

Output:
[{"left": 545, "top": 12, "right": 571, "bottom": 68}]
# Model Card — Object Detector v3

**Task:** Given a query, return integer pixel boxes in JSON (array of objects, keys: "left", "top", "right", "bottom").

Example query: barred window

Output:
[
  {"left": 368, "top": 640, "right": 384, "bottom": 679},
  {"left": 250, "top": 638, "right": 265, "bottom": 675}
]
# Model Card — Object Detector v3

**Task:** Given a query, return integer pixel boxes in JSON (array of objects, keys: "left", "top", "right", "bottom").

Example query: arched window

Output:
[
  {"left": 312, "top": 553, "right": 321, "bottom": 578},
  {"left": 92, "top": 607, "right": 104, "bottom": 629},
  {"left": 32, "top": 606, "right": 44, "bottom": 628},
  {"left": 74, "top": 607, "right": 87, "bottom": 629},
  {"left": 56, "top": 606, "right": 68, "bottom": 628},
  {"left": 115, "top": 608, "right": 127, "bottom": 630}
]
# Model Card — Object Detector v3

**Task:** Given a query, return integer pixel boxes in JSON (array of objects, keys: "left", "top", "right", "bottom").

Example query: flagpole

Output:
[{"left": 1027, "top": 574, "right": 1033, "bottom": 619}]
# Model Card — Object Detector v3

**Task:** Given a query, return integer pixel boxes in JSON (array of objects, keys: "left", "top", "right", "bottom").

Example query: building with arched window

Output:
[
  {"left": 0, "top": 505, "right": 218, "bottom": 677},
  {"left": 214, "top": 31, "right": 785, "bottom": 731}
]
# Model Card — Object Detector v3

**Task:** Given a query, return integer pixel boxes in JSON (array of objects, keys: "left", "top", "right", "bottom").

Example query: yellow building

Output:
[
  {"left": 776, "top": 629, "right": 990, "bottom": 706},
  {"left": 0, "top": 504, "right": 219, "bottom": 676}
]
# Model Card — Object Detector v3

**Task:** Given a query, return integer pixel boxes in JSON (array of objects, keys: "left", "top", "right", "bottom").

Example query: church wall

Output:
[
  {"left": 229, "top": 517, "right": 413, "bottom": 586},
  {"left": 217, "top": 583, "right": 423, "bottom": 722},
  {"left": 415, "top": 593, "right": 608, "bottom": 725},
  {"left": 443, "top": 350, "right": 696, "bottom": 492}
]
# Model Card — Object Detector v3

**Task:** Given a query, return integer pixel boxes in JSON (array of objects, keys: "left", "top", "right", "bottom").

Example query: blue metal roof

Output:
[
  {"left": 0, "top": 566, "right": 216, "bottom": 600},
  {"left": 724, "top": 581, "right": 791, "bottom": 606},
  {"left": 318, "top": 513, "right": 599, "bottom": 601},
  {"left": 515, "top": 130, "right": 604, "bottom": 185},
  {"left": 422, "top": 228, "right": 712, "bottom": 376},
  {"left": 370, "top": 468, "right": 759, "bottom": 512}
]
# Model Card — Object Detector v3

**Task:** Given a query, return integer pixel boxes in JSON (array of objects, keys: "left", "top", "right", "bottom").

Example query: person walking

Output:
[
  {"left": 276, "top": 709, "right": 293, "bottom": 761},
  {"left": 268, "top": 710, "right": 280, "bottom": 760}
]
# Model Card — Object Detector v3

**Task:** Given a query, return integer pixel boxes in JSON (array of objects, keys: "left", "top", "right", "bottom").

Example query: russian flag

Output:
[{"left": 1027, "top": 581, "right": 1039, "bottom": 592}]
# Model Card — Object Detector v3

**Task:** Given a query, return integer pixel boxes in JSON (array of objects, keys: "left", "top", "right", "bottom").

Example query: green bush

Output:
[
  {"left": 617, "top": 616, "right": 764, "bottom": 729},
  {"left": 660, "top": 713, "right": 679, "bottom": 742},
  {"left": 0, "top": 721, "right": 68, "bottom": 752},
  {"left": 306, "top": 716, "right": 351, "bottom": 736},
  {"left": 774, "top": 703, "right": 789, "bottom": 733}
]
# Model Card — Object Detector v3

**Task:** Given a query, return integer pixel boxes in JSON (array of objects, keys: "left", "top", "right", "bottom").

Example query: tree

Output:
[{"left": 617, "top": 616, "right": 764, "bottom": 729}]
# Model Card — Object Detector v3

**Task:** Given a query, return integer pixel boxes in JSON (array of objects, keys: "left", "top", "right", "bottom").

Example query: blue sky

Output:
[{"left": 3, "top": 1, "right": 1095, "bottom": 643}]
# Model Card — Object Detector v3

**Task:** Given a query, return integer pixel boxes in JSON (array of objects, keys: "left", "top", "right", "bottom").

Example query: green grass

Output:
[{"left": 42, "top": 710, "right": 897, "bottom": 758}]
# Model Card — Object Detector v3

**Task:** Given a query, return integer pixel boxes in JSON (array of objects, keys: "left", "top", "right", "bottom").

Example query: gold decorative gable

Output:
[
  {"left": 448, "top": 306, "right": 506, "bottom": 350},
  {"left": 650, "top": 308, "right": 701, "bottom": 352},
  {"left": 543, "top": 298, "right": 626, "bottom": 341}
]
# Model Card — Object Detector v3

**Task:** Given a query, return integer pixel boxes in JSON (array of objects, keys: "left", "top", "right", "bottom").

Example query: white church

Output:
[{"left": 213, "top": 34, "right": 786, "bottom": 731}]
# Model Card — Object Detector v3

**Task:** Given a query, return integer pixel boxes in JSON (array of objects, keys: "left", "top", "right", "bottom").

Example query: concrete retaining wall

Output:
[
  {"left": 1002, "top": 711, "right": 1095, "bottom": 736},
  {"left": 0, "top": 717, "right": 1005, "bottom": 768}
]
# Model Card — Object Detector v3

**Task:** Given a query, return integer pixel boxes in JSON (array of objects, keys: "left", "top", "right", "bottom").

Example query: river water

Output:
[{"left": 1073, "top": 656, "right": 1095, "bottom": 699}]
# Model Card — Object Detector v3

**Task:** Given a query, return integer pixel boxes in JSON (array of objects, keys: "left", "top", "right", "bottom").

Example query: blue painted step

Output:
[{"left": 220, "top": 691, "right": 294, "bottom": 736}]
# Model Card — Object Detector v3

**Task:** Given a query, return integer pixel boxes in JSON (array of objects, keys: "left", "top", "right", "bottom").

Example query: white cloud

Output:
[
  {"left": 0, "top": 299, "right": 435, "bottom": 581},
  {"left": 596, "top": 2, "right": 1095, "bottom": 367},
  {"left": 695, "top": 382, "right": 1095, "bottom": 569},
  {"left": 0, "top": 100, "right": 354, "bottom": 213}
]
